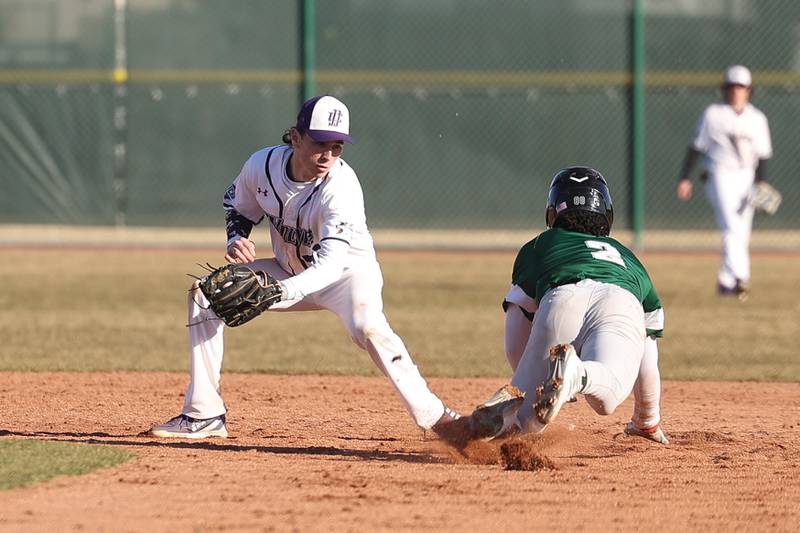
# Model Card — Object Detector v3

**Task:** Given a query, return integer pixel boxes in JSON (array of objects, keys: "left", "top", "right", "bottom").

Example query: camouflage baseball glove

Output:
[
  {"left": 198, "top": 264, "right": 283, "bottom": 327},
  {"left": 749, "top": 181, "right": 782, "bottom": 215}
]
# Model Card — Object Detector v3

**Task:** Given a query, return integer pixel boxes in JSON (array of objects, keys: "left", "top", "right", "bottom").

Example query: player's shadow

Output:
[
  {"left": 0, "top": 429, "right": 448, "bottom": 464},
  {"left": 1, "top": 429, "right": 120, "bottom": 439}
]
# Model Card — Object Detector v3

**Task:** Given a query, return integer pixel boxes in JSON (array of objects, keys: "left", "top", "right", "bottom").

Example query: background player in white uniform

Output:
[
  {"left": 466, "top": 167, "right": 667, "bottom": 443},
  {"left": 676, "top": 65, "right": 773, "bottom": 300},
  {"left": 151, "top": 95, "right": 459, "bottom": 438}
]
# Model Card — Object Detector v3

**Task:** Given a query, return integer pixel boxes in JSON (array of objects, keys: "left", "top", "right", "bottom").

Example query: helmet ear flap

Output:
[
  {"left": 545, "top": 206, "right": 557, "bottom": 228},
  {"left": 606, "top": 208, "right": 614, "bottom": 230}
]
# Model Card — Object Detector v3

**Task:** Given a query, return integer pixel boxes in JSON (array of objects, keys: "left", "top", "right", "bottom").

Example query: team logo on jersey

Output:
[
  {"left": 223, "top": 184, "right": 236, "bottom": 203},
  {"left": 328, "top": 109, "right": 343, "bottom": 127},
  {"left": 267, "top": 214, "right": 314, "bottom": 247}
]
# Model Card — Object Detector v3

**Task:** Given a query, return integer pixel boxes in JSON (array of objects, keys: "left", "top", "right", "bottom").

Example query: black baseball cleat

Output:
[
  {"left": 429, "top": 406, "right": 470, "bottom": 445},
  {"left": 735, "top": 280, "right": 750, "bottom": 301},
  {"left": 718, "top": 280, "right": 749, "bottom": 302}
]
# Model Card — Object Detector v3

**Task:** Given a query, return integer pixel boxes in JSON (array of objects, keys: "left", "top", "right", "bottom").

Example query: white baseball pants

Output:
[
  {"left": 510, "top": 280, "right": 646, "bottom": 431},
  {"left": 183, "top": 258, "right": 446, "bottom": 429},
  {"left": 706, "top": 168, "right": 755, "bottom": 288},
  {"left": 504, "top": 299, "right": 663, "bottom": 430}
]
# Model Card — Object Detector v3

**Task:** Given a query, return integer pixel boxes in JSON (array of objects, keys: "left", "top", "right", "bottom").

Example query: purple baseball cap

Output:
[{"left": 295, "top": 95, "right": 353, "bottom": 144}]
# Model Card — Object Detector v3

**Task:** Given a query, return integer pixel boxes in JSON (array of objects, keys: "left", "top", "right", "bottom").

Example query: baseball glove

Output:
[
  {"left": 197, "top": 264, "right": 283, "bottom": 327},
  {"left": 749, "top": 181, "right": 782, "bottom": 215}
]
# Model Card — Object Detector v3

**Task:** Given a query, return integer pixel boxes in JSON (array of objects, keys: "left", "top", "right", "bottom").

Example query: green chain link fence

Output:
[{"left": 0, "top": 0, "right": 797, "bottom": 248}]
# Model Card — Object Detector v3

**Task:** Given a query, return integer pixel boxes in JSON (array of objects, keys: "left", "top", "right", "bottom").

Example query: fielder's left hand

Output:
[{"left": 225, "top": 237, "right": 257, "bottom": 264}]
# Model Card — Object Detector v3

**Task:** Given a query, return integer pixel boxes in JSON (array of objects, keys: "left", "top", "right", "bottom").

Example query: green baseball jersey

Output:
[{"left": 512, "top": 228, "right": 664, "bottom": 336}]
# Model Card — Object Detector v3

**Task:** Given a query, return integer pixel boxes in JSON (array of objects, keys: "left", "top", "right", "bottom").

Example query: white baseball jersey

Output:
[
  {"left": 225, "top": 144, "right": 377, "bottom": 297},
  {"left": 182, "top": 143, "right": 448, "bottom": 430},
  {"left": 692, "top": 102, "right": 772, "bottom": 174}
]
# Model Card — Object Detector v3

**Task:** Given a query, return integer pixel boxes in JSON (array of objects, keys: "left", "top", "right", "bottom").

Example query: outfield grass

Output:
[
  {"left": 0, "top": 248, "right": 797, "bottom": 380},
  {"left": 0, "top": 440, "right": 134, "bottom": 490}
]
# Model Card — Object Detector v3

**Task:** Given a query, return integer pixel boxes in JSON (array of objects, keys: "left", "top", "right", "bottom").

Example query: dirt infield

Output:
[{"left": 1, "top": 372, "right": 798, "bottom": 532}]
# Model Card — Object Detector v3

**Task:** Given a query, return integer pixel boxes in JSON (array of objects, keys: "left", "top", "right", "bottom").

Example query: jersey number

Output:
[{"left": 585, "top": 240, "right": 626, "bottom": 268}]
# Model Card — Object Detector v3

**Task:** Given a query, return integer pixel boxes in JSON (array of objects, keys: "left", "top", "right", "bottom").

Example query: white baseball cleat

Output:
[
  {"left": 150, "top": 414, "right": 228, "bottom": 439},
  {"left": 624, "top": 421, "right": 669, "bottom": 445},
  {"left": 533, "top": 343, "right": 583, "bottom": 426},
  {"left": 469, "top": 384, "right": 525, "bottom": 440}
]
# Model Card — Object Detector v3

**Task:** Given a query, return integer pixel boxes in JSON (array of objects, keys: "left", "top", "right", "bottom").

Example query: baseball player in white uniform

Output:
[
  {"left": 151, "top": 95, "right": 459, "bottom": 438},
  {"left": 677, "top": 65, "right": 773, "bottom": 300}
]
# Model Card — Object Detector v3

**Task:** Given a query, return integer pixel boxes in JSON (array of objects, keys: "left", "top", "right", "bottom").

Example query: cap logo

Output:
[
  {"left": 328, "top": 109, "right": 343, "bottom": 127},
  {"left": 570, "top": 176, "right": 589, "bottom": 183}
]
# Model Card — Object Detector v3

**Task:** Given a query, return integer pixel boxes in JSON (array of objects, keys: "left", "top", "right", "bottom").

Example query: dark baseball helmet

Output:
[{"left": 545, "top": 166, "right": 614, "bottom": 230}]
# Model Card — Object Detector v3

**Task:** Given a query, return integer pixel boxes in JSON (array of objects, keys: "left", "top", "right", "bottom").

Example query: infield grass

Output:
[
  {"left": 0, "top": 248, "right": 798, "bottom": 380},
  {"left": 0, "top": 439, "right": 135, "bottom": 490}
]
